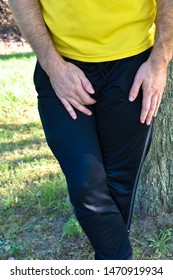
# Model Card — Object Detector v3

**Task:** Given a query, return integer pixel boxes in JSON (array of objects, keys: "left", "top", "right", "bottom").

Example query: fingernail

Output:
[
  {"left": 129, "top": 96, "right": 134, "bottom": 102},
  {"left": 89, "top": 88, "right": 95, "bottom": 94}
]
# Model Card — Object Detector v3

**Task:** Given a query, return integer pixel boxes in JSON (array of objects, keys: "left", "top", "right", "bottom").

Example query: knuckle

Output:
[
  {"left": 60, "top": 97, "right": 67, "bottom": 106},
  {"left": 150, "top": 105, "right": 156, "bottom": 112},
  {"left": 79, "top": 70, "right": 86, "bottom": 78},
  {"left": 73, "top": 102, "right": 83, "bottom": 110},
  {"left": 150, "top": 107, "right": 155, "bottom": 113},
  {"left": 67, "top": 91, "right": 74, "bottom": 98},
  {"left": 67, "top": 108, "right": 73, "bottom": 114},
  {"left": 143, "top": 106, "right": 149, "bottom": 112},
  {"left": 83, "top": 80, "right": 90, "bottom": 88},
  {"left": 75, "top": 85, "right": 82, "bottom": 93},
  {"left": 65, "top": 103, "right": 72, "bottom": 111},
  {"left": 130, "top": 88, "right": 137, "bottom": 96}
]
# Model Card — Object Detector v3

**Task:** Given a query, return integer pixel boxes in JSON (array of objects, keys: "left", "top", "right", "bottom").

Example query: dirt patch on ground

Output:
[{"left": 0, "top": 0, "right": 32, "bottom": 54}]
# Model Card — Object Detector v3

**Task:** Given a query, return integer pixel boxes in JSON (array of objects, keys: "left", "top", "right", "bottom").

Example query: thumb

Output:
[{"left": 129, "top": 73, "right": 142, "bottom": 102}]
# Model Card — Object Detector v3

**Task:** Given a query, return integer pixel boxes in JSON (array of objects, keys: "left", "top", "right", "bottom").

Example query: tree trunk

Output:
[{"left": 135, "top": 60, "right": 173, "bottom": 216}]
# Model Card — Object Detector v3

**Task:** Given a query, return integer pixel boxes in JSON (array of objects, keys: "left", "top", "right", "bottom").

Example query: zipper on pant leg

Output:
[{"left": 126, "top": 119, "right": 154, "bottom": 233}]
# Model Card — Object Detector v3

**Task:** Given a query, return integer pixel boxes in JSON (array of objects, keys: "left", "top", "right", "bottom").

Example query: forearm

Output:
[
  {"left": 149, "top": 0, "right": 173, "bottom": 68},
  {"left": 8, "top": 0, "right": 64, "bottom": 72}
]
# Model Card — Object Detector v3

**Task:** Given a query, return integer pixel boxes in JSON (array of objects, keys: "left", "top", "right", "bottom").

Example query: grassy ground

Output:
[{"left": 0, "top": 51, "right": 173, "bottom": 260}]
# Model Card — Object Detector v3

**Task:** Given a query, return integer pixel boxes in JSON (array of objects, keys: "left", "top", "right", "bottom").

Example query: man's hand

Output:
[
  {"left": 129, "top": 60, "right": 167, "bottom": 125},
  {"left": 129, "top": 0, "right": 173, "bottom": 126},
  {"left": 48, "top": 60, "right": 96, "bottom": 120}
]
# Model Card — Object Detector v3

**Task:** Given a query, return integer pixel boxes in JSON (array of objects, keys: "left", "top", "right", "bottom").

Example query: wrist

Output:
[
  {"left": 148, "top": 45, "right": 172, "bottom": 70},
  {"left": 39, "top": 45, "right": 65, "bottom": 75}
]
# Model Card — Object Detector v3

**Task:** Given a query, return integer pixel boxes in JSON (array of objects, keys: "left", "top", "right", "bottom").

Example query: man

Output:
[{"left": 8, "top": 0, "right": 173, "bottom": 260}]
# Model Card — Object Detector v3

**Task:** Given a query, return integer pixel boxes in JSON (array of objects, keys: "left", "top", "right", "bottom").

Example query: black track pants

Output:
[{"left": 34, "top": 48, "right": 153, "bottom": 260}]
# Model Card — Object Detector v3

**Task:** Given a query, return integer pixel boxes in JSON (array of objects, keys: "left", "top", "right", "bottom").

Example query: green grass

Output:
[
  {"left": 0, "top": 51, "right": 173, "bottom": 260},
  {"left": 146, "top": 228, "right": 173, "bottom": 257},
  {"left": 0, "top": 52, "right": 81, "bottom": 260}
]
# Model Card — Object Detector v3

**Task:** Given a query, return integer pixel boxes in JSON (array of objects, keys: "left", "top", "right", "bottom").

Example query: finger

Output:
[
  {"left": 154, "top": 106, "right": 159, "bottom": 118},
  {"left": 145, "top": 94, "right": 158, "bottom": 125},
  {"left": 140, "top": 95, "right": 152, "bottom": 124},
  {"left": 153, "top": 104, "right": 159, "bottom": 118},
  {"left": 129, "top": 73, "right": 143, "bottom": 102},
  {"left": 79, "top": 71, "right": 95, "bottom": 94},
  {"left": 60, "top": 98, "right": 77, "bottom": 120},
  {"left": 67, "top": 90, "right": 85, "bottom": 105},
  {"left": 69, "top": 97, "right": 93, "bottom": 116},
  {"left": 60, "top": 84, "right": 89, "bottom": 105},
  {"left": 153, "top": 95, "right": 162, "bottom": 117},
  {"left": 74, "top": 85, "right": 96, "bottom": 105}
]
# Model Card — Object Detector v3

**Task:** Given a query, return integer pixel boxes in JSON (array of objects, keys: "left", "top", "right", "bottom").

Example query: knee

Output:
[{"left": 67, "top": 156, "right": 107, "bottom": 211}]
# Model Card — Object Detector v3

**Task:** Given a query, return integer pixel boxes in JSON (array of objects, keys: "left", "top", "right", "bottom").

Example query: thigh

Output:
[
  {"left": 95, "top": 49, "right": 153, "bottom": 221},
  {"left": 34, "top": 62, "right": 108, "bottom": 206}
]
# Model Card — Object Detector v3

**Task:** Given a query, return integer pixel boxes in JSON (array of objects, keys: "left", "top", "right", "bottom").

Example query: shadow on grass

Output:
[
  {"left": 0, "top": 171, "right": 67, "bottom": 211},
  {"left": 0, "top": 122, "right": 46, "bottom": 153},
  {"left": 0, "top": 52, "right": 35, "bottom": 60},
  {"left": 0, "top": 122, "right": 41, "bottom": 132},
  {"left": 0, "top": 138, "right": 46, "bottom": 153},
  {"left": 0, "top": 153, "right": 54, "bottom": 166}
]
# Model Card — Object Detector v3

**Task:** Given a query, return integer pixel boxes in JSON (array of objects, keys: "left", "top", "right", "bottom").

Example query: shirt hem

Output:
[{"left": 58, "top": 42, "right": 154, "bottom": 63}]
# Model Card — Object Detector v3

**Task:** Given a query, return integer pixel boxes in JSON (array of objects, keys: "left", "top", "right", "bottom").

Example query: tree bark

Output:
[{"left": 135, "top": 60, "right": 173, "bottom": 216}]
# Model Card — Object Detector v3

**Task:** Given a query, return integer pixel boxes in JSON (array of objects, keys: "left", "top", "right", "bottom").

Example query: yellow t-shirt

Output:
[{"left": 39, "top": 0, "right": 157, "bottom": 62}]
